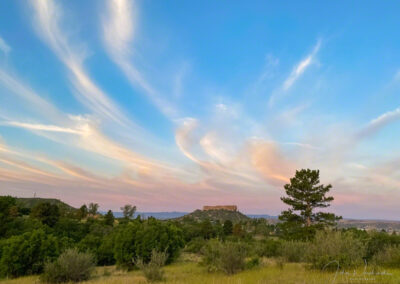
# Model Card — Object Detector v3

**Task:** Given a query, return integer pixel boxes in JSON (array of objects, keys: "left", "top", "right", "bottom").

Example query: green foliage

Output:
[
  {"left": 371, "top": 245, "right": 400, "bottom": 268},
  {"left": 0, "top": 229, "right": 59, "bottom": 278},
  {"left": 305, "top": 230, "right": 366, "bottom": 270},
  {"left": 223, "top": 220, "right": 233, "bottom": 235},
  {"left": 366, "top": 231, "right": 400, "bottom": 261},
  {"left": 280, "top": 240, "right": 308, "bottom": 262},
  {"left": 254, "top": 238, "right": 282, "bottom": 258},
  {"left": 88, "top": 203, "right": 99, "bottom": 217},
  {"left": 120, "top": 204, "right": 136, "bottom": 219},
  {"left": 200, "top": 219, "right": 215, "bottom": 239},
  {"left": 180, "top": 209, "right": 250, "bottom": 223},
  {"left": 41, "top": 248, "right": 95, "bottom": 283},
  {"left": 0, "top": 196, "right": 18, "bottom": 237},
  {"left": 246, "top": 256, "right": 260, "bottom": 269},
  {"left": 114, "top": 219, "right": 183, "bottom": 270},
  {"left": 279, "top": 169, "right": 341, "bottom": 240},
  {"left": 76, "top": 205, "right": 88, "bottom": 220},
  {"left": 184, "top": 237, "right": 207, "bottom": 253},
  {"left": 136, "top": 250, "right": 167, "bottom": 282},
  {"left": 104, "top": 210, "right": 115, "bottom": 226},
  {"left": 201, "top": 240, "right": 247, "bottom": 275},
  {"left": 15, "top": 198, "right": 76, "bottom": 216},
  {"left": 30, "top": 202, "right": 60, "bottom": 227}
]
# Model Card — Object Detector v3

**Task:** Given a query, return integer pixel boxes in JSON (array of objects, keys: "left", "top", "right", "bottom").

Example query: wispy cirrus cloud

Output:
[
  {"left": 1, "top": 121, "right": 83, "bottom": 134},
  {"left": 102, "top": 0, "right": 177, "bottom": 118},
  {"left": 30, "top": 0, "right": 131, "bottom": 127},
  {"left": 0, "top": 36, "right": 11, "bottom": 55},
  {"left": 269, "top": 39, "right": 321, "bottom": 106},
  {"left": 358, "top": 107, "right": 400, "bottom": 139}
]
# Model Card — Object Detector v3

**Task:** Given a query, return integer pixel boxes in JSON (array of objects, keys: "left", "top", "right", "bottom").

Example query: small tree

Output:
[
  {"left": 279, "top": 169, "right": 341, "bottom": 240},
  {"left": 104, "top": 210, "right": 115, "bottom": 226},
  {"left": 76, "top": 205, "right": 88, "bottom": 220},
  {"left": 30, "top": 202, "right": 60, "bottom": 227},
  {"left": 223, "top": 220, "right": 233, "bottom": 236},
  {"left": 88, "top": 203, "right": 99, "bottom": 217},
  {"left": 120, "top": 204, "right": 136, "bottom": 219}
]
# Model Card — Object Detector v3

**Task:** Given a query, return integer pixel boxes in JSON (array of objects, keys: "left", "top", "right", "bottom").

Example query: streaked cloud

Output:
[
  {"left": 0, "top": 36, "right": 11, "bottom": 55},
  {"left": 283, "top": 39, "right": 321, "bottom": 91},
  {"left": 30, "top": 0, "right": 131, "bottom": 126},
  {"left": 269, "top": 39, "right": 321, "bottom": 106},
  {"left": 358, "top": 107, "right": 400, "bottom": 138},
  {"left": 101, "top": 0, "right": 177, "bottom": 118}
]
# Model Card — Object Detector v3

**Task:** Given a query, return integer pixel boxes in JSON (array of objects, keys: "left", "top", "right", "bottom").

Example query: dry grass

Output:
[{"left": 2, "top": 257, "right": 400, "bottom": 284}]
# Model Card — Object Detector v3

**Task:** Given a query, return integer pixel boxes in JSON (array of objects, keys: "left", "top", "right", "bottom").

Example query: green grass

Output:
[{"left": 2, "top": 258, "right": 400, "bottom": 284}]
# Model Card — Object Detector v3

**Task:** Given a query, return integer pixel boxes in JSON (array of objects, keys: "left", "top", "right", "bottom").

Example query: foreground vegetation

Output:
[
  {"left": 2, "top": 257, "right": 400, "bottom": 284},
  {"left": 1, "top": 169, "right": 400, "bottom": 283}
]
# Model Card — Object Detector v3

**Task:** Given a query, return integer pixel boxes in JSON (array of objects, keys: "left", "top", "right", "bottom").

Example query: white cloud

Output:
[
  {"left": 0, "top": 36, "right": 11, "bottom": 55},
  {"left": 268, "top": 39, "right": 321, "bottom": 106},
  {"left": 282, "top": 39, "right": 321, "bottom": 91},
  {"left": 358, "top": 107, "right": 400, "bottom": 138},
  {"left": 2, "top": 121, "right": 83, "bottom": 134},
  {"left": 30, "top": 0, "right": 130, "bottom": 127},
  {"left": 102, "top": 0, "right": 177, "bottom": 118}
]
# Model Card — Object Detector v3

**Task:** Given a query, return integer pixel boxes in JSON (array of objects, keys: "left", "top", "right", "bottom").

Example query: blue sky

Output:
[{"left": 0, "top": 0, "right": 400, "bottom": 219}]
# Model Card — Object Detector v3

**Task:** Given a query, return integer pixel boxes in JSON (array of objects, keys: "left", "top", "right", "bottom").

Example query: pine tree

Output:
[
  {"left": 104, "top": 210, "right": 115, "bottom": 226},
  {"left": 279, "top": 169, "right": 341, "bottom": 240}
]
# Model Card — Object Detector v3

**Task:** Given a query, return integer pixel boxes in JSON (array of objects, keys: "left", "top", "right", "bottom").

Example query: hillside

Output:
[
  {"left": 15, "top": 197, "right": 77, "bottom": 214},
  {"left": 178, "top": 209, "right": 250, "bottom": 223}
]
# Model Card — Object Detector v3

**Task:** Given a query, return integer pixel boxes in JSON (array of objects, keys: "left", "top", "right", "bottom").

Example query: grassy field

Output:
[{"left": 2, "top": 257, "right": 400, "bottom": 284}]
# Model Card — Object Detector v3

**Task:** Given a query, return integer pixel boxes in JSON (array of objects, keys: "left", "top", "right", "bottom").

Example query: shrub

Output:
[
  {"left": 366, "top": 231, "right": 400, "bottom": 261},
  {"left": 218, "top": 242, "right": 247, "bottom": 275},
  {"left": 306, "top": 230, "right": 366, "bottom": 270},
  {"left": 201, "top": 239, "right": 222, "bottom": 272},
  {"left": 254, "top": 238, "right": 282, "bottom": 257},
  {"left": 41, "top": 249, "right": 95, "bottom": 283},
  {"left": 371, "top": 245, "right": 400, "bottom": 268},
  {"left": 136, "top": 250, "right": 167, "bottom": 282},
  {"left": 201, "top": 240, "right": 247, "bottom": 275},
  {"left": 0, "top": 229, "right": 59, "bottom": 278},
  {"left": 246, "top": 257, "right": 260, "bottom": 269},
  {"left": 114, "top": 219, "right": 183, "bottom": 270},
  {"left": 184, "top": 237, "right": 207, "bottom": 253},
  {"left": 280, "top": 240, "right": 308, "bottom": 262}
]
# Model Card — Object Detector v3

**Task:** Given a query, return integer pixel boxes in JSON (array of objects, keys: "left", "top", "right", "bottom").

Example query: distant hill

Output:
[
  {"left": 177, "top": 209, "right": 250, "bottom": 223},
  {"left": 15, "top": 197, "right": 77, "bottom": 214}
]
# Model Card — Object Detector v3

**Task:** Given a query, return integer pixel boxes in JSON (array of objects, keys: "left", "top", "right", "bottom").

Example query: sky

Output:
[{"left": 0, "top": 0, "right": 400, "bottom": 219}]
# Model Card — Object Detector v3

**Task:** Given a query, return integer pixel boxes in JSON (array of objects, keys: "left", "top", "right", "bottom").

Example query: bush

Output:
[
  {"left": 41, "top": 249, "right": 95, "bottom": 283},
  {"left": 371, "top": 245, "right": 400, "bottom": 268},
  {"left": 245, "top": 257, "right": 260, "bottom": 269},
  {"left": 218, "top": 242, "right": 247, "bottom": 275},
  {"left": 254, "top": 238, "right": 282, "bottom": 257},
  {"left": 201, "top": 240, "right": 247, "bottom": 275},
  {"left": 136, "top": 250, "right": 167, "bottom": 282},
  {"left": 114, "top": 219, "right": 183, "bottom": 269},
  {"left": 306, "top": 230, "right": 366, "bottom": 270},
  {"left": 184, "top": 237, "right": 207, "bottom": 253},
  {"left": 0, "top": 229, "right": 59, "bottom": 278},
  {"left": 201, "top": 239, "right": 222, "bottom": 272},
  {"left": 280, "top": 240, "right": 307, "bottom": 262}
]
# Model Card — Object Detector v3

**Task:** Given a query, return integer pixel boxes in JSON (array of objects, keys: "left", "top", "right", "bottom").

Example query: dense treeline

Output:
[{"left": 0, "top": 196, "right": 183, "bottom": 279}]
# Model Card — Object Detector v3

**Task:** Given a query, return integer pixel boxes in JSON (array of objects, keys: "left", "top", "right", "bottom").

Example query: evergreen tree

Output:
[
  {"left": 104, "top": 210, "right": 115, "bottom": 226},
  {"left": 279, "top": 169, "right": 341, "bottom": 240},
  {"left": 223, "top": 220, "right": 233, "bottom": 235}
]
